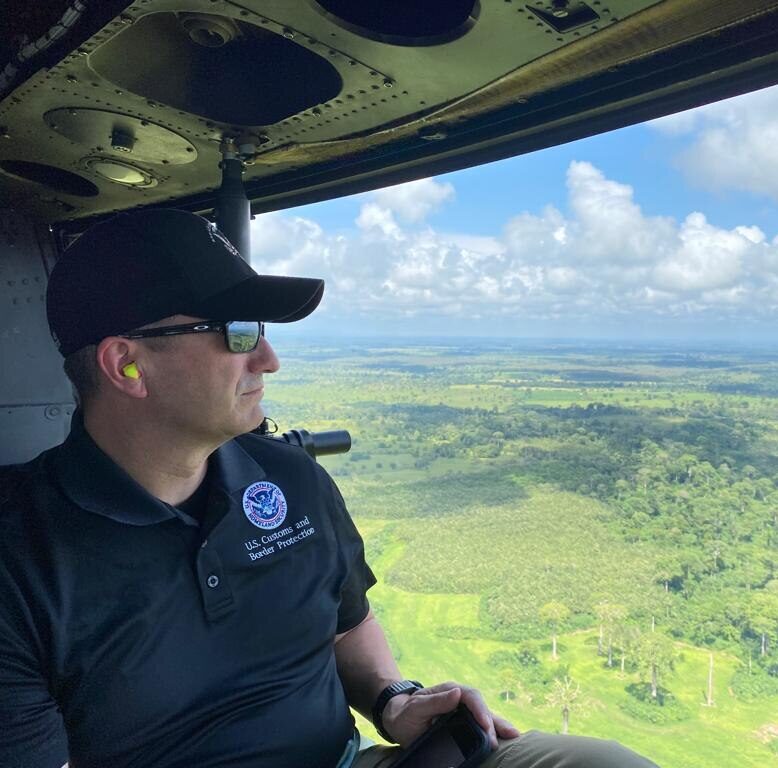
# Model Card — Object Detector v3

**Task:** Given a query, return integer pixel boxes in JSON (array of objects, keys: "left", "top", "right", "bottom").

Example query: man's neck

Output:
[{"left": 83, "top": 405, "right": 213, "bottom": 507}]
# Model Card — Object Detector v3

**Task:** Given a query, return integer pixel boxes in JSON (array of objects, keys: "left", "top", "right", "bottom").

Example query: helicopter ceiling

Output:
[{"left": 1, "top": 0, "right": 778, "bottom": 231}]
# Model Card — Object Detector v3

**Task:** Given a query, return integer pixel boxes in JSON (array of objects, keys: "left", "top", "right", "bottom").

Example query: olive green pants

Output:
[{"left": 353, "top": 731, "right": 660, "bottom": 768}]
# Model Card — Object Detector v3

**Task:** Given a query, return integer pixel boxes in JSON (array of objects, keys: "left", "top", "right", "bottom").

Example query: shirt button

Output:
[{"left": 206, "top": 574, "right": 220, "bottom": 589}]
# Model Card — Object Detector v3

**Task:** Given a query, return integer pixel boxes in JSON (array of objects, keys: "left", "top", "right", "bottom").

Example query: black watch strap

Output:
[{"left": 372, "top": 680, "right": 424, "bottom": 743}]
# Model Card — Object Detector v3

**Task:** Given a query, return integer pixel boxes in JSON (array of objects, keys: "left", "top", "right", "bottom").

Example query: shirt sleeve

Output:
[
  {"left": 324, "top": 474, "right": 377, "bottom": 634},
  {"left": 0, "top": 590, "right": 69, "bottom": 768}
]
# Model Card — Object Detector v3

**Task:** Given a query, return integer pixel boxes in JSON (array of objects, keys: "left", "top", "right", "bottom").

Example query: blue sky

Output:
[
  {"left": 290, "top": 124, "right": 778, "bottom": 237},
  {"left": 250, "top": 85, "right": 778, "bottom": 344}
]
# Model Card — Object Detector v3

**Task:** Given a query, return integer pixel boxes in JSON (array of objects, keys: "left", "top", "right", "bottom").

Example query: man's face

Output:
[{"left": 137, "top": 315, "right": 279, "bottom": 444}]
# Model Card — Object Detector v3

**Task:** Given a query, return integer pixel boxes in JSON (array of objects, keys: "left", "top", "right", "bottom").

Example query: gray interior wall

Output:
[{"left": 0, "top": 209, "right": 74, "bottom": 465}]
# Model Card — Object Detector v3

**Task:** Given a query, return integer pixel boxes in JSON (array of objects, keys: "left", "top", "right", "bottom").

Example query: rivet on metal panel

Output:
[{"left": 44, "top": 406, "right": 62, "bottom": 421}]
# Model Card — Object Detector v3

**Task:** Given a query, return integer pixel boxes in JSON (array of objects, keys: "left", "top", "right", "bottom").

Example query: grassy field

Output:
[
  {"left": 353, "top": 517, "right": 774, "bottom": 767},
  {"left": 266, "top": 339, "right": 778, "bottom": 767}
]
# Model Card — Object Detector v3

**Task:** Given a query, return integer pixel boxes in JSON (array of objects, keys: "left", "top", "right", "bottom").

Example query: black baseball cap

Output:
[{"left": 46, "top": 209, "right": 324, "bottom": 356}]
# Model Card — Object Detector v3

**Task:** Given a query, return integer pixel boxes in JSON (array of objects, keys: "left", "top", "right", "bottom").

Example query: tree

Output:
[
  {"left": 636, "top": 633, "right": 676, "bottom": 699},
  {"left": 705, "top": 653, "right": 714, "bottom": 707},
  {"left": 546, "top": 676, "right": 580, "bottom": 734},
  {"left": 540, "top": 601, "right": 570, "bottom": 661},
  {"left": 595, "top": 603, "right": 628, "bottom": 667},
  {"left": 614, "top": 623, "right": 642, "bottom": 677},
  {"left": 654, "top": 554, "right": 682, "bottom": 593},
  {"left": 497, "top": 667, "right": 517, "bottom": 702},
  {"left": 746, "top": 592, "right": 778, "bottom": 657}
]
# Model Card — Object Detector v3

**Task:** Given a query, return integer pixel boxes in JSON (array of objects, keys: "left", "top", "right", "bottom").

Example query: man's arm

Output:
[
  {"left": 334, "top": 609, "right": 403, "bottom": 719},
  {"left": 334, "top": 610, "right": 520, "bottom": 749}
]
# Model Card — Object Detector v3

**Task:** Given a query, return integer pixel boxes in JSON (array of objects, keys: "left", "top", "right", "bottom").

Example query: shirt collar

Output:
[
  {"left": 210, "top": 435, "right": 266, "bottom": 496},
  {"left": 54, "top": 411, "right": 266, "bottom": 526}
]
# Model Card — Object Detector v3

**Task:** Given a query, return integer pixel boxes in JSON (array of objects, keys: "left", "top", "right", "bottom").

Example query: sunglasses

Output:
[{"left": 119, "top": 320, "right": 265, "bottom": 353}]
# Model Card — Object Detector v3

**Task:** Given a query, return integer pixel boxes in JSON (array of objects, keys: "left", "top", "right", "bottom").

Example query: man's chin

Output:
[
  {"left": 249, "top": 405, "right": 266, "bottom": 433},
  {"left": 225, "top": 404, "right": 265, "bottom": 440}
]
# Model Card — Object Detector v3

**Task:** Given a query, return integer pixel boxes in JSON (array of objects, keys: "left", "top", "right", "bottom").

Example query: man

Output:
[{"left": 0, "top": 209, "right": 658, "bottom": 768}]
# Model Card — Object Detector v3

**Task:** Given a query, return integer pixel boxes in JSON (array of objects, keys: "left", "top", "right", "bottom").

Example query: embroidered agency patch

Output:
[{"left": 242, "top": 481, "right": 288, "bottom": 529}]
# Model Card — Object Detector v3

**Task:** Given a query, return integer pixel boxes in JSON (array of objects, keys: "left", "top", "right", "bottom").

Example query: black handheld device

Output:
[{"left": 390, "top": 706, "right": 491, "bottom": 768}]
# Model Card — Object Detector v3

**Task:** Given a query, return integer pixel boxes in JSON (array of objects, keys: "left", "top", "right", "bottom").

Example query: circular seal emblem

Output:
[{"left": 242, "top": 481, "right": 288, "bottom": 530}]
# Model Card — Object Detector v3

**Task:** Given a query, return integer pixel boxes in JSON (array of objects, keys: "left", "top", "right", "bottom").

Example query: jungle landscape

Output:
[{"left": 265, "top": 337, "right": 778, "bottom": 768}]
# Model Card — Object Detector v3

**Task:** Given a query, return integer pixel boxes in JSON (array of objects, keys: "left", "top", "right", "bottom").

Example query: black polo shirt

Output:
[{"left": 0, "top": 415, "right": 376, "bottom": 768}]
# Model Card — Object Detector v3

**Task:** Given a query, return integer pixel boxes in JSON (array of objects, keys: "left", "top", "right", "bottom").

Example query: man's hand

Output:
[{"left": 381, "top": 681, "right": 521, "bottom": 749}]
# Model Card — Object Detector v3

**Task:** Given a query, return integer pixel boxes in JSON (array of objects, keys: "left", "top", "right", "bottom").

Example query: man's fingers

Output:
[
  {"left": 408, "top": 683, "right": 520, "bottom": 750},
  {"left": 410, "top": 684, "right": 462, "bottom": 702},
  {"left": 409, "top": 687, "right": 462, "bottom": 720},
  {"left": 493, "top": 714, "right": 521, "bottom": 740},
  {"left": 457, "top": 689, "right": 494, "bottom": 738}
]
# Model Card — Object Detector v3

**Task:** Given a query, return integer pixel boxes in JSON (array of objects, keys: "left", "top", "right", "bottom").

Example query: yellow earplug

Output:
[{"left": 122, "top": 362, "right": 140, "bottom": 379}]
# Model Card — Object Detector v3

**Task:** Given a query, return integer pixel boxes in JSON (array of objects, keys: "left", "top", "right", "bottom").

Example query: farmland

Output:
[{"left": 265, "top": 338, "right": 778, "bottom": 767}]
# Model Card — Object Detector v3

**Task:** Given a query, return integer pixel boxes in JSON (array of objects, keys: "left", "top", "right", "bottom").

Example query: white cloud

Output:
[
  {"left": 649, "top": 109, "right": 700, "bottom": 136},
  {"left": 355, "top": 202, "right": 402, "bottom": 239},
  {"left": 649, "top": 85, "right": 778, "bottom": 201},
  {"left": 249, "top": 164, "right": 778, "bottom": 334},
  {"left": 372, "top": 177, "right": 455, "bottom": 223},
  {"left": 652, "top": 212, "right": 747, "bottom": 292}
]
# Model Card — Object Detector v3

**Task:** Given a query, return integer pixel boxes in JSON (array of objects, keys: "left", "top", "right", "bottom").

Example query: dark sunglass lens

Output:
[{"left": 226, "top": 321, "right": 260, "bottom": 352}]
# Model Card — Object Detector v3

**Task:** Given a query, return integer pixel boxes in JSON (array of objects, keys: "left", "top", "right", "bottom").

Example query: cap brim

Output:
[{"left": 197, "top": 275, "right": 324, "bottom": 323}]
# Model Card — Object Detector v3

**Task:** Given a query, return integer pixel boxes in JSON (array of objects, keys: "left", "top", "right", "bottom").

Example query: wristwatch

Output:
[{"left": 372, "top": 680, "right": 424, "bottom": 742}]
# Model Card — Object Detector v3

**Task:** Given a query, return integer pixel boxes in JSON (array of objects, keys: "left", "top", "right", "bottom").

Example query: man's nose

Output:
[{"left": 248, "top": 336, "right": 280, "bottom": 373}]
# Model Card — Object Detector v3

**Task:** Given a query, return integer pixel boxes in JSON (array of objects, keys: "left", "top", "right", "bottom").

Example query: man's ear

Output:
[{"left": 95, "top": 337, "right": 148, "bottom": 398}]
